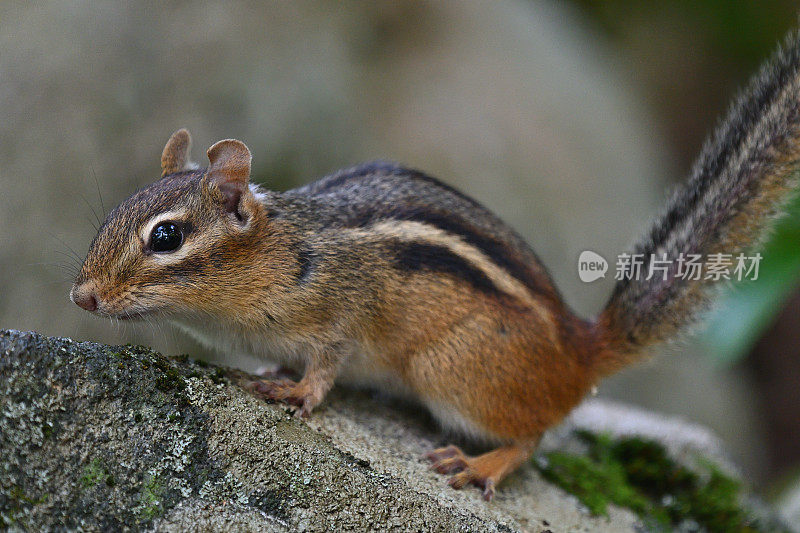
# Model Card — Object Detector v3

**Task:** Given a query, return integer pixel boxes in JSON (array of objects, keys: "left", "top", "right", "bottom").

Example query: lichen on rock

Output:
[{"left": 0, "top": 330, "right": 789, "bottom": 532}]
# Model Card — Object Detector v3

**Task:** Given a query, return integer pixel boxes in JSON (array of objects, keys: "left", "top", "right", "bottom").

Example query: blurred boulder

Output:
[{"left": 0, "top": 0, "right": 668, "bottom": 353}]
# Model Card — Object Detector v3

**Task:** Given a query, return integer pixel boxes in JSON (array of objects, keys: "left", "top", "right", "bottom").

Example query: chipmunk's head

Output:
[{"left": 70, "top": 129, "right": 282, "bottom": 321}]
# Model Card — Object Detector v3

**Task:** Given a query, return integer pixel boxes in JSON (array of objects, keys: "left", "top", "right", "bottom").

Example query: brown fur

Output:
[
  {"left": 72, "top": 32, "right": 800, "bottom": 501},
  {"left": 160, "top": 128, "right": 191, "bottom": 176}
]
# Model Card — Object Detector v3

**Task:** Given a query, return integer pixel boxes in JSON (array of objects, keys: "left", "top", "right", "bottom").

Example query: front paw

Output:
[{"left": 246, "top": 378, "right": 317, "bottom": 418}]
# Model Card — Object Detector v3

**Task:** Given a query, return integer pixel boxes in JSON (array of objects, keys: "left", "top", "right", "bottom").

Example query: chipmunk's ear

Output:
[
  {"left": 161, "top": 128, "right": 193, "bottom": 176},
  {"left": 204, "top": 139, "right": 252, "bottom": 216}
]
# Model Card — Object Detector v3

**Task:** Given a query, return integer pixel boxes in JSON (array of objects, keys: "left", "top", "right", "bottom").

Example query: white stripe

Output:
[{"left": 369, "top": 219, "right": 537, "bottom": 307}]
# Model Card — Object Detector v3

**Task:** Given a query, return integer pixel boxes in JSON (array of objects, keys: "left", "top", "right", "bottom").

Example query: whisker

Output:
[
  {"left": 86, "top": 216, "right": 98, "bottom": 232},
  {"left": 49, "top": 246, "right": 83, "bottom": 267},
  {"left": 26, "top": 260, "right": 79, "bottom": 274},
  {"left": 91, "top": 166, "right": 106, "bottom": 217},
  {"left": 31, "top": 277, "right": 77, "bottom": 289},
  {"left": 73, "top": 312, "right": 88, "bottom": 341},
  {"left": 49, "top": 251, "right": 83, "bottom": 273},
  {"left": 77, "top": 191, "right": 102, "bottom": 230},
  {"left": 46, "top": 232, "right": 84, "bottom": 264}
]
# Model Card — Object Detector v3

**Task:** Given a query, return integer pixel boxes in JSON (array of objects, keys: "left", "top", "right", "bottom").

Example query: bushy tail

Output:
[{"left": 595, "top": 31, "right": 800, "bottom": 375}]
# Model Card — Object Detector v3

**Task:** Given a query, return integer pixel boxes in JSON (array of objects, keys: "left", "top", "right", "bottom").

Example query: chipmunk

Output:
[{"left": 71, "top": 32, "right": 800, "bottom": 500}]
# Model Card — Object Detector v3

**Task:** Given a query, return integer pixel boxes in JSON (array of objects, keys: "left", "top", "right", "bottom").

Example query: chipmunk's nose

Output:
[{"left": 70, "top": 282, "right": 98, "bottom": 312}]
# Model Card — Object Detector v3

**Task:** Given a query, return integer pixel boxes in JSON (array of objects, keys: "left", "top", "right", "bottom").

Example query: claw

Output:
[
  {"left": 246, "top": 377, "right": 317, "bottom": 416},
  {"left": 481, "top": 479, "right": 496, "bottom": 501},
  {"left": 425, "top": 442, "right": 533, "bottom": 500},
  {"left": 447, "top": 471, "right": 470, "bottom": 490},
  {"left": 424, "top": 444, "right": 462, "bottom": 462},
  {"left": 432, "top": 456, "right": 468, "bottom": 474}
]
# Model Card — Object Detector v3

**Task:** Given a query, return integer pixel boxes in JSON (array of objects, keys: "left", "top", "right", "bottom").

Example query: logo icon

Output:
[{"left": 578, "top": 251, "right": 608, "bottom": 283}]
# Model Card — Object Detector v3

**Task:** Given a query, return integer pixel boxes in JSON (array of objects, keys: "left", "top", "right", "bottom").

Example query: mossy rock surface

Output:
[{"left": 0, "top": 330, "right": 788, "bottom": 532}]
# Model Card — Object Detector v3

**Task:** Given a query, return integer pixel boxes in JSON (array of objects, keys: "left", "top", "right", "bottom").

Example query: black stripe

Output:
[
  {"left": 296, "top": 246, "right": 317, "bottom": 283},
  {"left": 393, "top": 240, "right": 506, "bottom": 298},
  {"left": 312, "top": 161, "right": 553, "bottom": 299},
  {"left": 400, "top": 210, "right": 549, "bottom": 296},
  {"left": 352, "top": 207, "right": 552, "bottom": 299}
]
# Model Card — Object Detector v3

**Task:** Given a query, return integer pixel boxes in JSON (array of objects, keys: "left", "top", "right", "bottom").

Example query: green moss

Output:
[
  {"left": 80, "top": 457, "right": 115, "bottom": 489},
  {"left": 3, "top": 485, "right": 48, "bottom": 527},
  {"left": 536, "top": 431, "right": 771, "bottom": 532},
  {"left": 153, "top": 359, "right": 187, "bottom": 393},
  {"left": 9, "top": 484, "right": 48, "bottom": 506},
  {"left": 210, "top": 367, "right": 227, "bottom": 385},
  {"left": 138, "top": 475, "right": 165, "bottom": 520},
  {"left": 151, "top": 357, "right": 189, "bottom": 409},
  {"left": 80, "top": 457, "right": 107, "bottom": 488}
]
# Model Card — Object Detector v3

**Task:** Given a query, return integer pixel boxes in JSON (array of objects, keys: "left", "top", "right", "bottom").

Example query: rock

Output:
[
  {"left": 0, "top": 330, "right": 787, "bottom": 531},
  {"left": 777, "top": 477, "right": 800, "bottom": 527}
]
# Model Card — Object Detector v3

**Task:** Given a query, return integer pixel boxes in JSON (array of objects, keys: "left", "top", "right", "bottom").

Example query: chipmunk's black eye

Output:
[{"left": 150, "top": 222, "right": 183, "bottom": 253}]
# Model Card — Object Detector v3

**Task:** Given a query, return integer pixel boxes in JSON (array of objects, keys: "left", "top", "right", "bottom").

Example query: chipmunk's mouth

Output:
[
  {"left": 86, "top": 306, "right": 156, "bottom": 321},
  {"left": 112, "top": 309, "right": 155, "bottom": 321},
  {"left": 70, "top": 281, "right": 166, "bottom": 320},
  {"left": 100, "top": 301, "right": 166, "bottom": 321}
]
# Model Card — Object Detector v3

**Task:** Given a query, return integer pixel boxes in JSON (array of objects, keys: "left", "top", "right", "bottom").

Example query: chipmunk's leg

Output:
[
  {"left": 426, "top": 441, "right": 536, "bottom": 501},
  {"left": 248, "top": 346, "right": 343, "bottom": 417}
]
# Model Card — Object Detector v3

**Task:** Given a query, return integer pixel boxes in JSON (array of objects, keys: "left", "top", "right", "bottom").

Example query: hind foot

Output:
[{"left": 425, "top": 442, "right": 534, "bottom": 501}]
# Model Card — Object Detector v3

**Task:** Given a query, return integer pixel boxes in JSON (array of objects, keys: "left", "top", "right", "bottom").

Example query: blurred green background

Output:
[{"left": 0, "top": 0, "right": 798, "bottom": 494}]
